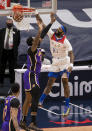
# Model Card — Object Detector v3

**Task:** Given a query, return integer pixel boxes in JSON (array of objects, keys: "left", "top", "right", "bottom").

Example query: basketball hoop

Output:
[
  {"left": 12, "top": 5, "right": 24, "bottom": 22},
  {"left": 12, "top": 4, "right": 36, "bottom": 22},
  {"left": 11, "top": 4, "right": 36, "bottom": 30}
]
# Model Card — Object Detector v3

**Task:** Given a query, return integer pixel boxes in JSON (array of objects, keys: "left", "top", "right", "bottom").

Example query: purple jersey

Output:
[
  {"left": 27, "top": 48, "right": 42, "bottom": 74},
  {"left": 2, "top": 96, "right": 20, "bottom": 131},
  {"left": 23, "top": 48, "right": 42, "bottom": 91},
  {"left": 4, "top": 96, "right": 20, "bottom": 122}
]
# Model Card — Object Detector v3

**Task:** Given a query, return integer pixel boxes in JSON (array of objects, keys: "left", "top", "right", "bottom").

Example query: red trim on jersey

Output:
[
  {"left": 51, "top": 33, "right": 66, "bottom": 44},
  {"left": 7, "top": 0, "right": 11, "bottom": 7},
  {"left": 0, "top": 0, "right": 10, "bottom": 9}
]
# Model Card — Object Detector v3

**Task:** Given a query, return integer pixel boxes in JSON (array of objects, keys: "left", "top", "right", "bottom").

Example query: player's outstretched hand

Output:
[
  {"left": 50, "top": 12, "right": 56, "bottom": 24},
  {"left": 35, "top": 10, "right": 43, "bottom": 24}
]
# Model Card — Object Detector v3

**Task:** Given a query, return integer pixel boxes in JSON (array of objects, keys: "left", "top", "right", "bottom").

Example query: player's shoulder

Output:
[
  {"left": 10, "top": 97, "right": 20, "bottom": 108},
  {"left": 64, "top": 36, "right": 70, "bottom": 43},
  {"left": 28, "top": 47, "right": 37, "bottom": 55}
]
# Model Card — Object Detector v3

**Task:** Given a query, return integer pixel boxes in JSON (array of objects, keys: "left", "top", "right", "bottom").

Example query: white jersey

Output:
[{"left": 48, "top": 29, "right": 73, "bottom": 72}]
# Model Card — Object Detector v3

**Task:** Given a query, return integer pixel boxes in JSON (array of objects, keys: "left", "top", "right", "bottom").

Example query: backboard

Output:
[
  {"left": 0, "top": 0, "right": 57, "bottom": 30},
  {"left": 0, "top": 0, "right": 57, "bottom": 15}
]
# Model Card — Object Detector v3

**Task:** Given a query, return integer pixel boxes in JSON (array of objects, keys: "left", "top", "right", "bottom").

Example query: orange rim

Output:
[{"left": 12, "top": 7, "right": 35, "bottom": 13}]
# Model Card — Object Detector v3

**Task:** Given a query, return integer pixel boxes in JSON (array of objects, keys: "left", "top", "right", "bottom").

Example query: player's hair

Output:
[
  {"left": 26, "top": 36, "right": 34, "bottom": 46},
  {"left": 61, "top": 25, "right": 67, "bottom": 34},
  {"left": 11, "top": 83, "right": 20, "bottom": 94}
]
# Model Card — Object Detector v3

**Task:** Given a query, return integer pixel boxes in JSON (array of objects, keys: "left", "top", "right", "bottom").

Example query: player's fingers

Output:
[
  {"left": 67, "top": 67, "right": 72, "bottom": 72},
  {"left": 50, "top": 12, "right": 55, "bottom": 16}
]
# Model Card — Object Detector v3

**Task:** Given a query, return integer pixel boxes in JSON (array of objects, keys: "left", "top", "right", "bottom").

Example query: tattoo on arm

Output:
[
  {"left": 68, "top": 51, "right": 74, "bottom": 63},
  {"left": 10, "top": 108, "right": 20, "bottom": 131}
]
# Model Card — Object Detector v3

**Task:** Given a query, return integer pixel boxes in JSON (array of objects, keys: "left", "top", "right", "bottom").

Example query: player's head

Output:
[
  {"left": 26, "top": 36, "right": 40, "bottom": 47},
  {"left": 6, "top": 16, "right": 13, "bottom": 29},
  {"left": 11, "top": 83, "right": 20, "bottom": 96},
  {"left": 55, "top": 25, "right": 67, "bottom": 37},
  {"left": 26, "top": 36, "right": 34, "bottom": 46}
]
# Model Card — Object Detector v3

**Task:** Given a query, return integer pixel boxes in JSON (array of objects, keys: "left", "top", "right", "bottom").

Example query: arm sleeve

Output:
[
  {"left": 10, "top": 98, "right": 20, "bottom": 109},
  {"left": 40, "top": 23, "right": 52, "bottom": 39}
]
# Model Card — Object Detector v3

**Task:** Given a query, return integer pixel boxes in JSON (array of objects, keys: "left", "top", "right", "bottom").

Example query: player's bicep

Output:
[{"left": 10, "top": 107, "right": 18, "bottom": 119}]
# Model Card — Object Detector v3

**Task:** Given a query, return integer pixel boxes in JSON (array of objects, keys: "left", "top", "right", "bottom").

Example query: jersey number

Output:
[{"left": 52, "top": 48, "right": 58, "bottom": 53}]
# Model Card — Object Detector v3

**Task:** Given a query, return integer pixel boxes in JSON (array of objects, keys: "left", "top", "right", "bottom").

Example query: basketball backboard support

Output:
[{"left": 0, "top": 0, "right": 57, "bottom": 16}]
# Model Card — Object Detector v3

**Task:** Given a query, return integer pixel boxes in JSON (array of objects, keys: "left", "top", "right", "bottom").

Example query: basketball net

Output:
[
  {"left": 11, "top": 4, "right": 36, "bottom": 30},
  {"left": 13, "top": 15, "right": 32, "bottom": 30}
]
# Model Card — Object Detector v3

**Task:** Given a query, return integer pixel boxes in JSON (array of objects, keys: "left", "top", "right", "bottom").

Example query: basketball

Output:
[{"left": 12, "top": 5, "right": 24, "bottom": 22}]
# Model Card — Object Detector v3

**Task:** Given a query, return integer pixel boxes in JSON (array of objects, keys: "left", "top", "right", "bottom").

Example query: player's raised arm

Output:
[
  {"left": 46, "top": 12, "right": 56, "bottom": 38},
  {"left": 36, "top": 12, "right": 56, "bottom": 40},
  {"left": 35, "top": 10, "right": 45, "bottom": 27},
  {"left": 35, "top": 11, "right": 55, "bottom": 27},
  {"left": 31, "top": 22, "right": 43, "bottom": 52},
  {"left": 50, "top": 12, "right": 56, "bottom": 24}
]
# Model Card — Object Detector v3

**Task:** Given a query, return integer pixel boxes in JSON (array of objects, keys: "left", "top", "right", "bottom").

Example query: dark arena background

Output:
[{"left": 0, "top": 0, "right": 92, "bottom": 131}]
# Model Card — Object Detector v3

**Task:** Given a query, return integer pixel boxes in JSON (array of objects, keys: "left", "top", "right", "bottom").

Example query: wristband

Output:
[
  {"left": 35, "top": 10, "right": 38, "bottom": 14},
  {"left": 70, "top": 63, "right": 73, "bottom": 68}
]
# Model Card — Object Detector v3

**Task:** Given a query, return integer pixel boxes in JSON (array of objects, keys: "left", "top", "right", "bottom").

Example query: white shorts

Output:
[{"left": 50, "top": 57, "right": 70, "bottom": 72}]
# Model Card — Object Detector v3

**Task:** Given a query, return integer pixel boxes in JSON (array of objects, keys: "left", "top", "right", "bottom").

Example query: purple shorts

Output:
[
  {"left": 23, "top": 70, "right": 40, "bottom": 91},
  {"left": 2, "top": 121, "right": 9, "bottom": 131}
]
